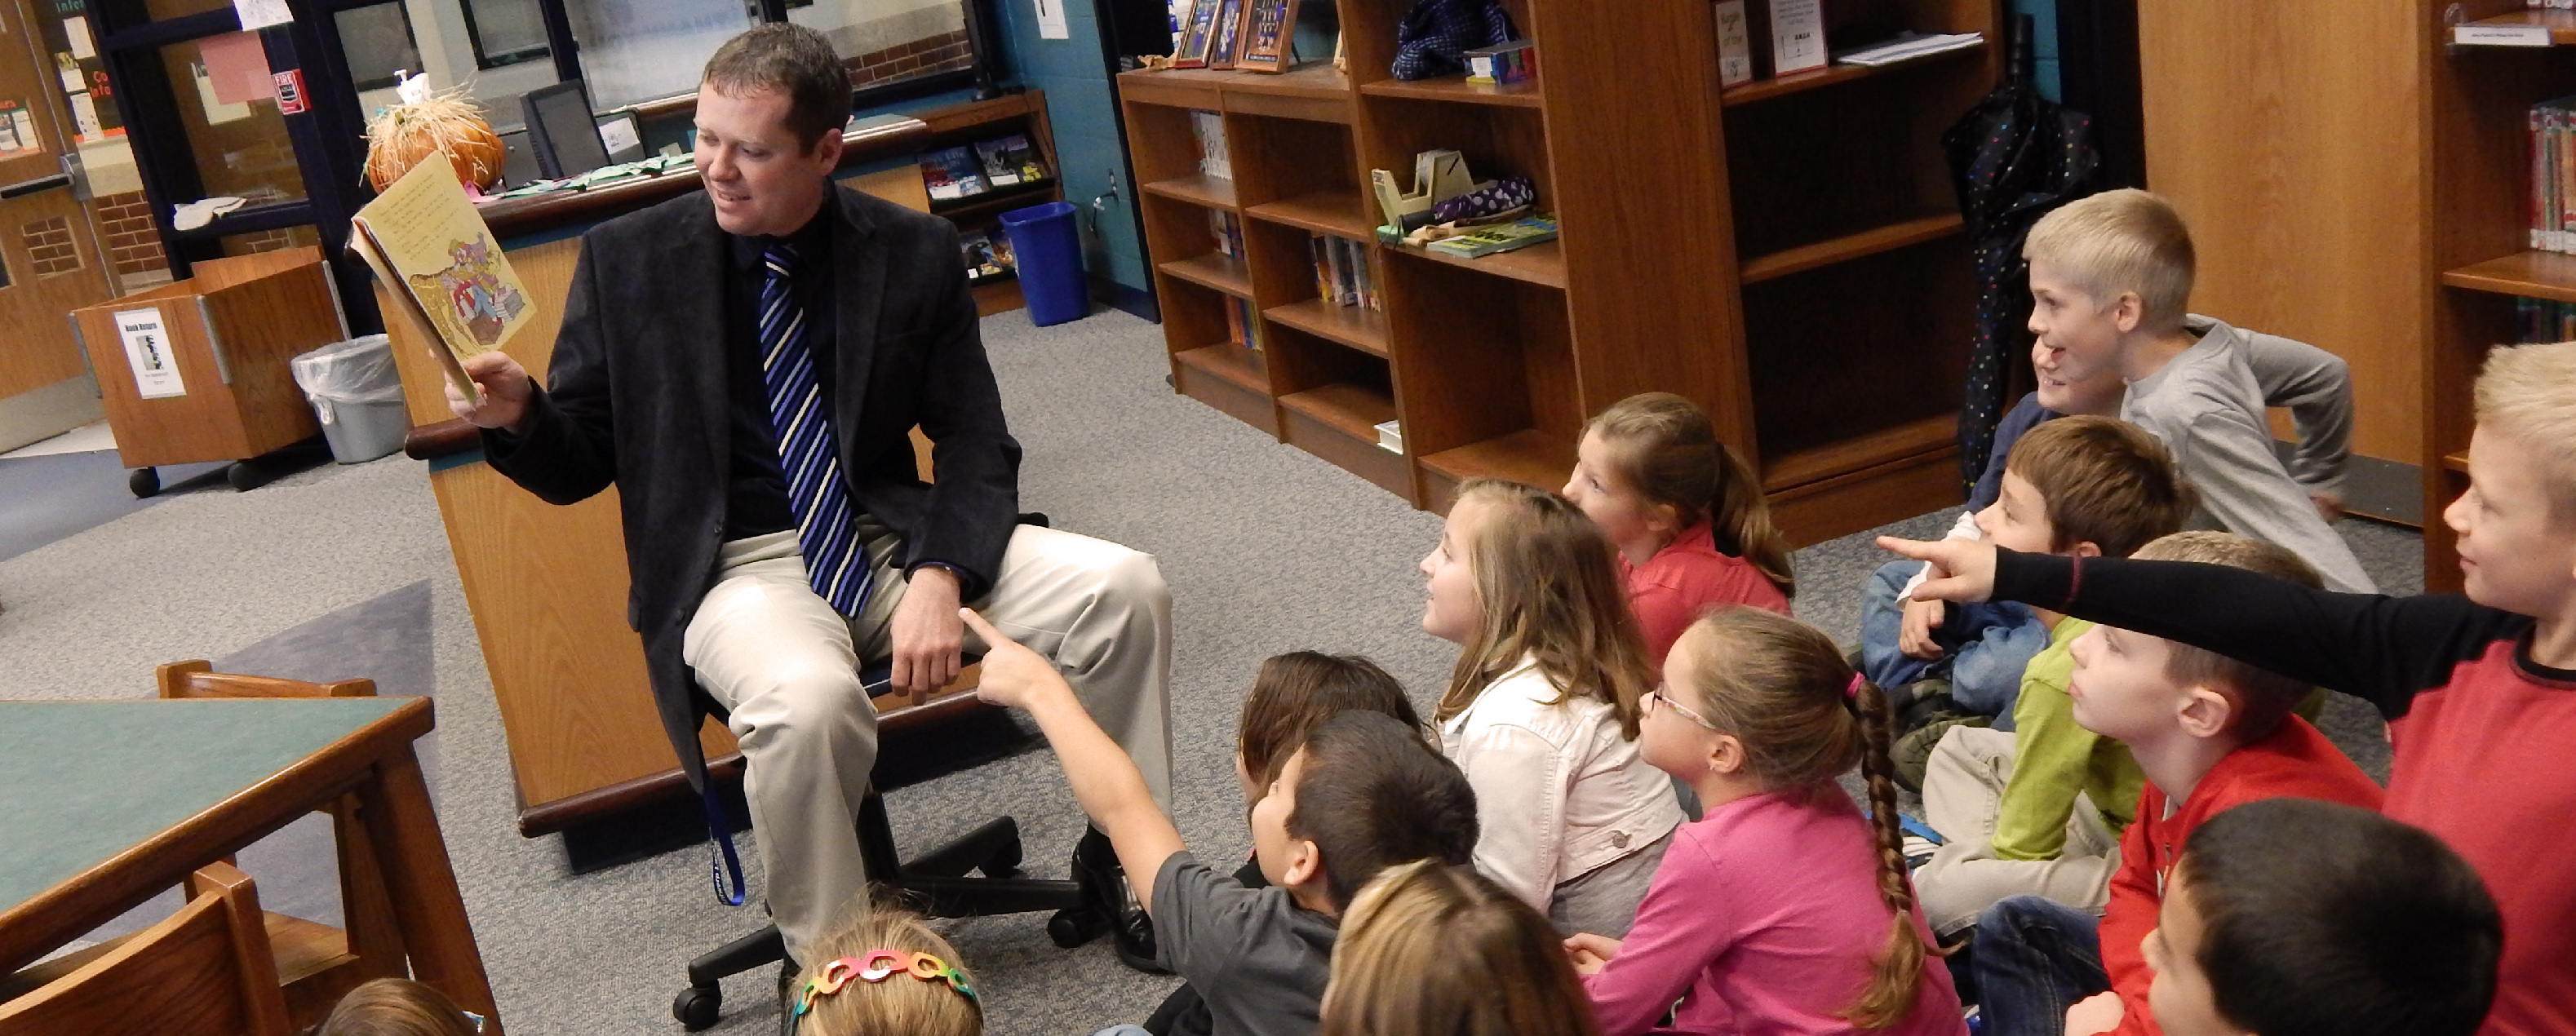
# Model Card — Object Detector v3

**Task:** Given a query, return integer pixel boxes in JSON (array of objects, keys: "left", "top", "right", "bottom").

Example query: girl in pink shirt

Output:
[
  {"left": 1564, "top": 393, "right": 1794, "bottom": 666},
  {"left": 1567, "top": 608, "right": 1966, "bottom": 1035}
]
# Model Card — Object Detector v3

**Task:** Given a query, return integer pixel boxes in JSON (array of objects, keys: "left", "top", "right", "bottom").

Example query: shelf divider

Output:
[
  {"left": 1740, "top": 214, "right": 1965, "bottom": 284},
  {"left": 1159, "top": 253, "right": 1255, "bottom": 298},
  {"left": 1266, "top": 299, "right": 1390, "bottom": 356},
  {"left": 2441, "top": 250, "right": 2576, "bottom": 305}
]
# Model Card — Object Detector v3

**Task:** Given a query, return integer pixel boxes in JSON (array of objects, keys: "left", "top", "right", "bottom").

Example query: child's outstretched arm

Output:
[
  {"left": 1878, "top": 538, "right": 2508, "bottom": 719},
  {"left": 962, "top": 608, "right": 1186, "bottom": 913}
]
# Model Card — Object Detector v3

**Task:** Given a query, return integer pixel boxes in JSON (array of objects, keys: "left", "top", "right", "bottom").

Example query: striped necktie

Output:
[{"left": 757, "top": 241, "right": 871, "bottom": 617}]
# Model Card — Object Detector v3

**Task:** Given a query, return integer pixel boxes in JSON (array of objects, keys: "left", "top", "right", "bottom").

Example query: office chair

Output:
[{"left": 671, "top": 520, "right": 1116, "bottom": 1030}]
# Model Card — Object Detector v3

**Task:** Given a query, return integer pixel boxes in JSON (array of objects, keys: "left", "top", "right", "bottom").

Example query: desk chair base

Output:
[{"left": 671, "top": 802, "right": 1101, "bottom": 1030}]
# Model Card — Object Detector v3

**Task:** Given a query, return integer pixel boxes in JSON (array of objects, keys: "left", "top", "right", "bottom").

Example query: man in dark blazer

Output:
[{"left": 444, "top": 25, "right": 1173, "bottom": 972}]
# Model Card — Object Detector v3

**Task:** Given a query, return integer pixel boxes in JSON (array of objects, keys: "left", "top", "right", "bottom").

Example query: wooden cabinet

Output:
[{"left": 1120, "top": 0, "right": 1998, "bottom": 542}]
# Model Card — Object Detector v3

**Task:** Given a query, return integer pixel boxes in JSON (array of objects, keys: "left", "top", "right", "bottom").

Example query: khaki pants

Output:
[
  {"left": 682, "top": 525, "right": 1174, "bottom": 961},
  {"left": 1914, "top": 727, "right": 2120, "bottom": 937}
]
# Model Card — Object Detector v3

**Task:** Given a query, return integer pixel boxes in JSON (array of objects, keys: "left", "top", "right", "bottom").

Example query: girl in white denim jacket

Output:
[{"left": 1420, "top": 479, "right": 1687, "bottom": 937}]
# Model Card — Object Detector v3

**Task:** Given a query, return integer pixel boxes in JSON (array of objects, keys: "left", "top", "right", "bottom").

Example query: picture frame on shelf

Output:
[
  {"left": 1206, "top": 0, "right": 1246, "bottom": 70},
  {"left": 1173, "top": 0, "right": 1221, "bottom": 69},
  {"left": 1235, "top": 0, "right": 1299, "bottom": 73}
]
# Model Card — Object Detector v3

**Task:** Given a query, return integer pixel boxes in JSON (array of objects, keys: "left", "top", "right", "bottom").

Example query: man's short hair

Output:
[
  {"left": 1237, "top": 652, "right": 1422, "bottom": 792},
  {"left": 2181, "top": 799, "right": 2500, "bottom": 1036},
  {"left": 1287, "top": 711, "right": 1479, "bottom": 908},
  {"left": 701, "top": 24, "right": 853, "bottom": 152},
  {"left": 2004, "top": 415, "right": 2194, "bottom": 559},
  {"left": 2130, "top": 531, "right": 2321, "bottom": 737},
  {"left": 2474, "top": 340, "right": 2576, "bottom": 523},
  {"left": 2023, "top": 188, "right": 2197, "bottom": 333}
]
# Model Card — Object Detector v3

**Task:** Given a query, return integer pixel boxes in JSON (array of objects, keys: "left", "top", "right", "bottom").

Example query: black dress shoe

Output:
[{"left": 1075, "top": 826, "right": 1169, "bottom": 975}]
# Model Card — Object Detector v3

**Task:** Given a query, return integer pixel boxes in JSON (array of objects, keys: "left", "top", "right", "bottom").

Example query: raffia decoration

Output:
[{"left": 364, "top": 86, "right": 505, "bottom": 193}]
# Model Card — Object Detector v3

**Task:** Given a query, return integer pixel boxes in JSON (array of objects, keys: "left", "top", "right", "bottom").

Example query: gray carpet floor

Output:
[{"left": 0, "top": 308, "right": 2423, "bottom": 1034}]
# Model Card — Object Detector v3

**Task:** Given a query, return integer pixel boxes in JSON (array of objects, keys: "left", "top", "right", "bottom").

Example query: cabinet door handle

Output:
[{"left": 0, "top": 173, "right": 73, "bottom": 199}]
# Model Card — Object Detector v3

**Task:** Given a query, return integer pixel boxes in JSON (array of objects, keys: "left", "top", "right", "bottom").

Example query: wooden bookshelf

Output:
[
  {"left": 1719, "top": 39, "right": 1989, "bottom": 106},
  {"left": 2441, "top": 250, "right": 2576, "bottom": 305},
  {"left": 2453, "top": 7, "right": 2576, "bottom": 45},
  {"left": 908, "top": 91, "right": 1062, "bottom": 317},
  {"left": 1120, "top": 0, "right": 1997, "bottom": 542}
]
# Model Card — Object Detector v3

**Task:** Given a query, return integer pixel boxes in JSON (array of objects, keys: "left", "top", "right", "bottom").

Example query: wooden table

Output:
[{"left": 0, "top": 697, "right": 499, "bottom": 1031}]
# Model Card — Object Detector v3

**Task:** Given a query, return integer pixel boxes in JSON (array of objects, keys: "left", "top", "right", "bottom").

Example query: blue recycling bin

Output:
[{"left": 999, "top": 201, "right": 1089, "bottom": 326}]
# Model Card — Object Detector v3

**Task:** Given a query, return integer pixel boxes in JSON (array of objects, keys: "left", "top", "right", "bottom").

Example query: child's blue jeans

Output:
[
  {"left": 1971, "top": 895, "right": 2110, "bottom": 1036},
  {"left": 1860, "top": 560, "right": 2049, "bottom": 728}
]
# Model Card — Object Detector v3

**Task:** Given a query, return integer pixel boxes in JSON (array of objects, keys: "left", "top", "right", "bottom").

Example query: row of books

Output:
[
  {"left": 1222, "top": 294, "right": 1265, "bottom": 352},
  {"left": 1310, "top": 233, "right": 1380, "bottom": 310},
  {"left": 960, "top": 224, "right": 1015, "bottom": 285},
  {"left": 2532, "top": 97, "right": 2576, "bottom": 253},
  {"left": 2516, "top": 296, "right": 2576, "bottom": 343},
  {"left": 919, "top": 134, "right": 1049, "bottom": 203},
  {"left": 1192, "top": 110, "right": 1231, "bottom": 180},
  {"left": 1209, "top": 210, "right": 1246, "bottom": 258}
]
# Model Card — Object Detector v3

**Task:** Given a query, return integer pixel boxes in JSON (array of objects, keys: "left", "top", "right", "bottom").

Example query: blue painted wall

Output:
[
  {"left": 984, "top": 0, "right": 1153, "bottom": 295},
  {"left": 2012, "top": 0, "right": 2060, "bottom": 100}
]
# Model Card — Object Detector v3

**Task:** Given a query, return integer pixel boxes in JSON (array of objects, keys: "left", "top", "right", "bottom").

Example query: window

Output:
[{"left": 335, "top": 2, "right": 424, "bottom": 91}]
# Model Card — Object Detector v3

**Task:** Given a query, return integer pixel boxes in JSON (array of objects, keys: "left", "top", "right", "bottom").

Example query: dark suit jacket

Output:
[{"left": 485, "top": 184, "right": 1021, "bottom": 789}]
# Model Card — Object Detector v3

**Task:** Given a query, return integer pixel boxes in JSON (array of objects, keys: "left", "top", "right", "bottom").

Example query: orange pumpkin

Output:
[{"left": 364, "top": 100, "right": 506, "bottom": 192}]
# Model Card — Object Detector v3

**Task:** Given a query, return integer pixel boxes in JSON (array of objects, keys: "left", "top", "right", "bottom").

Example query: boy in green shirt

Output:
[{"left": 1914, "top": 417, "right": 2190, "bottom": 937}]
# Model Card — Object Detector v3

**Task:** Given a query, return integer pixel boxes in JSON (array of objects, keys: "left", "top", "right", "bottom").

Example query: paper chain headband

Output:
[{"left": 791, "top": 950, "right": 978, "bottom": 1020}]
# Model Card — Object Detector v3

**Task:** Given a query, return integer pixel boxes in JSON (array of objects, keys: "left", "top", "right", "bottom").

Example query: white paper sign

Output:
[
  {"left": 1769, "top": 0, "right": 1826, "bottom": 74},
  {"left": 2454, "top": 24, "right": 2552, "bottom": 46},
  {"left": 115, "top": 308, "right": 185, "bottom": 399},
  {"left": 1034, "top": 0, "right": 1069, "bottom": 40},
  {"left": 232, "top": 0, "right": 290, "bottom": 30},
  {"left": 68, "top": 91, "right": 101, "bottom": 139},
  {"left": 64, "top": 15, "right": 94, "bottom": 59},
  {"left": 596, "top": 117, "right": 640, "bottom": 156}
]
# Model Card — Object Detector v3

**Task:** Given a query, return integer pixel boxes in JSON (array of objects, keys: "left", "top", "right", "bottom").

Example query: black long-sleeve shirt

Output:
[{"left": 1989, "top": 549, "right": 2576, "bottom": 1036}]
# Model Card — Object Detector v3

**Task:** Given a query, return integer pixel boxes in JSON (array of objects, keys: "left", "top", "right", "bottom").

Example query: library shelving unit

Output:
[
  {"left": 2425, "top": 2, "right": 2576, "bottom": 592},
  {"left": 1118, "top": 0, "right": 1998, "bottom": 542}
]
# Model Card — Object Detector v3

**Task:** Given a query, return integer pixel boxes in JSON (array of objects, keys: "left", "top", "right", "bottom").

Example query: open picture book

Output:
[{"left": 346, "top": 156, "right": 535, "bottom": 405}]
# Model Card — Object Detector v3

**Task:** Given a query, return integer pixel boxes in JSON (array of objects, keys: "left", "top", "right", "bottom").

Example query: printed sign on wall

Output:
[{"left": 114, "top": 307, "right": 184, "bottom": 399}]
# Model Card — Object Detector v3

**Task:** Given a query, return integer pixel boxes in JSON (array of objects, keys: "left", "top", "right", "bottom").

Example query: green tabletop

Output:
[{"left": 0, "top": 697, "right": 415, "bottom": 914}]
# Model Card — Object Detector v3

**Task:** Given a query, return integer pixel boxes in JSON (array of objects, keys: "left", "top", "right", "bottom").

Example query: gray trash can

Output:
[{"left": 289, "top": 334, "right": 409, "bottom": 463}]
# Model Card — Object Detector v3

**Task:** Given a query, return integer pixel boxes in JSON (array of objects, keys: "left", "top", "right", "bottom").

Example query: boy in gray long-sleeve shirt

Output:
[{"left": 2017, "top": 188, "right": 2375, "bottom": 594}]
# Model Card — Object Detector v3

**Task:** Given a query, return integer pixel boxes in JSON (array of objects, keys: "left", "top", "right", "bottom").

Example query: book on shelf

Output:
[
  {"left": 1424, "top": 215, "right": 1558, "bottom": 259},
  {"left": 920, "top": 146, "right": 987, "bottom": 201},
  {"left": 2516, "top": 296, "right": 2576, "bottom": 343},
  {"left": 973, "top": 134, "right": 1047, "bottom": 188},
  {"left": 1191, "top": 110, "right": 1232, "bottom": 180},
  {"left": 2529, "top": 95, "right": 2576, "bottom": 253},
  {"left": 1833, "top": 32, "right": 1982, "bottom": 68},
  {"left": 1209, "top": 210, "right": 1244, "bottom": 256},
  {"left": 1374, "top": 418, "right": 1403, "bottom": 454},
  {"left": 960, "top": 226, "right": 1014, "bottom": 282},
  {"left": 1767, "top": 0, "right": 1826, "bottom": 75},
  {"left": 1463, "top": 38, "right": 1536, "bottom": 84},
  {"left": 1224, "top": 294, "right": 1262, "bottom": 351},
  {"left": 1307, "top": 233, "right": 1377, "bottom": 309}
]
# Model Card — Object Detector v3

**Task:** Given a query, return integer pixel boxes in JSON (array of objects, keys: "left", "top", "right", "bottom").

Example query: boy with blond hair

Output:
[
  {"left": 1913, "top": 418, "right": 2194, "bottom": 936},
  {"left": 1888, "top": 341, "right": 2576, "bottom": 1036},
  {"left": 1861, "top": 189, "right": 2360, "bottom": 719},
  {"left": 2020, "top": 188, "right": 2373, "bottom": 594}
]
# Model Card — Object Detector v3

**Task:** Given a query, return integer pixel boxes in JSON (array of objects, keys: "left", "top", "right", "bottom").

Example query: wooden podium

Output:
[{"left": 377, "top": 121, "right": 974, "bottom": 835}]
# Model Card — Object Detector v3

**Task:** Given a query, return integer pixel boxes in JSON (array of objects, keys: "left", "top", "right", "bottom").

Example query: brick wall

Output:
[
  {"left": 20, "top": 215, "right": 82, "bottom": 277},
  {"left": 847, "top": 29, "right": 975, "bottom": 89},
  {"left": 231, "top": 228, "right": 299, "bottom": 253},
  {"left": 93, "top": 190, "right": 166, "bottom": 279}
]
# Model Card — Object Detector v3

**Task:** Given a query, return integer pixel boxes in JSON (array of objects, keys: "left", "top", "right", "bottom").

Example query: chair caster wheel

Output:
[
  {"left": 226, "top": 460, "right": 271, "bottom": 492},
  {"left": 1048, "top": 906, "right": 1106, "bottom": 949},
  {"left": 673, "top": 984, "right": 722, "bottom": 1030},
  {"left": 129, "top": 467, "right": 159, "bottom": 498}
]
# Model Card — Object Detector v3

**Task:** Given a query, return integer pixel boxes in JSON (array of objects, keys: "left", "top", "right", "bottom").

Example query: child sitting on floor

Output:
[
  {"left": 786, "top": 907, "right": 982, "bottom": 1036},
  {"left": 1895, "top": 529, "right": 2383, "bottom": 1036},
  {"left": 1421, "top": 479, "right": 1687, "bottom": 936},
  {"left": 1563, "top": 392, "right": 1794, "bottom": 665},
  {"left": 314, "top": 978, "right": 483, "bottom": 1036},
  {"left": 1567, "top": 607, "right": 1966, "bottom": 1035},
  {"left": 969, "top": 604, "right": 1480, "bottom": 1036},
  {"left": 1146, "top": 650, "right": 1426, "bottom": 1036},
  {"left": 2144, "top": 799, "right": 2500, "bottom": 1036},
  {"left": 1888, "top": 340, "right": 2576, "bottom": 1036},
  {"left": 1911, "top": 418, "right": 2195, "bottom": 931},
  {"left": 1319, "top": 859, "right": 1604, "bottom": 1036}
]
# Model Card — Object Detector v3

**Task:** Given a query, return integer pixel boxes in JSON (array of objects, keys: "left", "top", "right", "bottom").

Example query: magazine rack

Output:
[{"left": 70, "top": 246, "right": 344, "bottom": 496}]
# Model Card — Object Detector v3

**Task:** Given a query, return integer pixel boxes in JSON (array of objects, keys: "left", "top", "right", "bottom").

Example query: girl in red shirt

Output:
[{"left": 1565, "top": 392, "right": 1794, "bottom": 665}]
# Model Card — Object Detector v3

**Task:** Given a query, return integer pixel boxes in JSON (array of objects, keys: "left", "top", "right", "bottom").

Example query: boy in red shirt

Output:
[
  {"left": 1960, "top": 532, "right": 2382, "bottom": 1036},
  {"left": 1888, "top": 342, "right": 2576, "bottom": 1036}
]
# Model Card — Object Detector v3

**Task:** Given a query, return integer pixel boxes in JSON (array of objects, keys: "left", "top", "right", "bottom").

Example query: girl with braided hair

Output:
[{"left": 1564, "top": 607, "right": 1966, "bottom": 1034}]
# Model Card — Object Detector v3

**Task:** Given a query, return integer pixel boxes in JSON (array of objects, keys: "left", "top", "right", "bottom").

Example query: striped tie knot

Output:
[{"left": 763, "top": 241, "right": 797, "bottom": 282}]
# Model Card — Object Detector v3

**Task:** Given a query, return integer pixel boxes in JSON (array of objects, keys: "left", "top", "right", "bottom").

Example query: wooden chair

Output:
[
  {"left": 0, "top": 862, "right": 294, "bottom": 1036},
  {"left": 152, "top": 661, "right": 406, "bottom": 1028}
]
